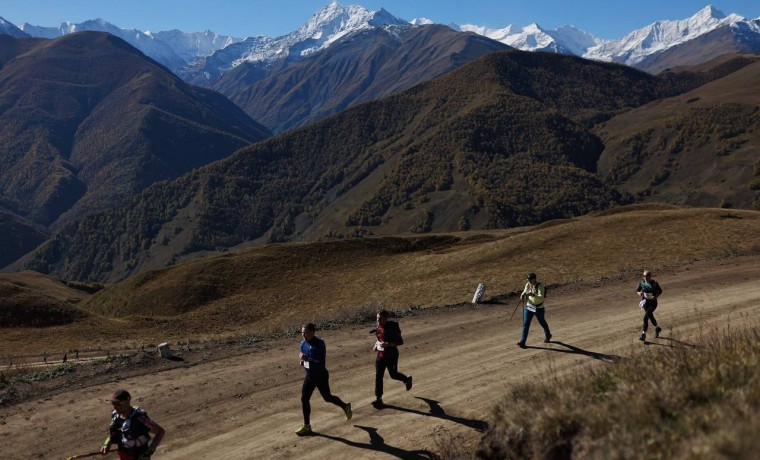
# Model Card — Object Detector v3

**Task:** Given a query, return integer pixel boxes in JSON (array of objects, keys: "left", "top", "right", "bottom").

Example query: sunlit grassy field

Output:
[
  {"left": 2, "top": 205, "right": 759, "bottom": 356},
  {"left": 477, "top": 321, "right": 760, "bottom": 460}
]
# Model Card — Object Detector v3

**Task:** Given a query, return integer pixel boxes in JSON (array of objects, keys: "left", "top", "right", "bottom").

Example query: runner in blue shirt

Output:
[{"left": 295, "top": 323, "right": 352, "bottom": 436}]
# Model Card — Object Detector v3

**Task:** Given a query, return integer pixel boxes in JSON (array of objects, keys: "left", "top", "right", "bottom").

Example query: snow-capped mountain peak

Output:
[
  {"left": 448, "top": 5, "right": 758, "bottom": 67},
  {"left": 694, "top": 4, "right": 725, "bottom": 21},
  {"left": 550, "top": 25, "right": 602, "bottom": 55},
  {"left": 0, "top": 15, "right": 30, "bottom": 38},
  {"left": 226, "top": 2, "right": 409, "bottom": 69},
  {"left": 410, "top": 18, "right": 434, "bottom": 26},
  {"left": 583, "top": 5, "right": 747, "bottom": 65},
  {"left": 453, "top": 21, "right": 587, "bottom": 53},
  {"left": 292, "top": 3, "right": 408, "bottom": 52}
]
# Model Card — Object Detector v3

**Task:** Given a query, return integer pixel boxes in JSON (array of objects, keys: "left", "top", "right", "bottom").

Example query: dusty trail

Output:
[{"left": 2, "top": 257, "right": 760, "bottom": 460}]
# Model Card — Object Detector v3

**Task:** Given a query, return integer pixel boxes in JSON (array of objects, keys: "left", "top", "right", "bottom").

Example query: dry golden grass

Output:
[
  {"left": 0, "top": 271, "right": 90, "bottom": 329},
  {"left": 0, "top": 271, "right": 89, "bottom": 303},
  {"left": 2, "top": 205, "right": 759, "bottom": 356},
  {"left": 477, "top": 321, "right": 760, "bottom": 460}
]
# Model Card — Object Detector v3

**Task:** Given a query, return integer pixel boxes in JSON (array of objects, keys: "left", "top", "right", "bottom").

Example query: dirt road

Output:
[{"left": 2, "top": 256, "right": 760, "bottom": 460}]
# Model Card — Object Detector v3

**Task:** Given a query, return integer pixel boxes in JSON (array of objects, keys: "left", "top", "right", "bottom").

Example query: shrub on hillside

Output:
[{"left": 477, "top": 324, "right": 760, "bottom": 460}]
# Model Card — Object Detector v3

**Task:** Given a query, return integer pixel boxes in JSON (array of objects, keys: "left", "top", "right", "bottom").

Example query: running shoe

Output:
[
  {"left": 295, "top": 424, "right": 312, "bottom": 436},
  {"left": 344, "top": 402, "right": 352, "bottom": 421}
]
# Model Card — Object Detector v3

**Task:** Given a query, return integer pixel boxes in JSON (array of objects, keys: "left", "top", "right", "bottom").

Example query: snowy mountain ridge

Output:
[
  {"left": 454, "top": 21, "right": 600, "bottom": 56},
  {"left": 6, "top": 3, "right": 760, "bottom": 76},
  {"left": 449, "top": 5, "right": 759, "bottom": 66},
  {"left": 583, "top": 5, "right": 748, "bottom": 64},
  {"left": 18, "top": 18, "right": 241, "bottom": 73}
]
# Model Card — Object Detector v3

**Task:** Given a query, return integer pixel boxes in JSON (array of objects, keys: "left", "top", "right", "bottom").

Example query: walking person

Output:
[
  {"left": 296, "top": 323, "right": 352, "bottom": 436},
  {"left": 372, "top": 310, "right": 412, "bottom": 408},
  {"left": 100, "top": 389, "right": 165, "bottom": 459},
  {"left": 637, "top": 270, "right": 663, "bottom": 341},
  {"left": 517, "top": 272, "right": 552, "bottom": 348}
]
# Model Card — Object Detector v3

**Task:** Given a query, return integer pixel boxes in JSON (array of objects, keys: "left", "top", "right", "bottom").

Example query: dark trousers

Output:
[
  {"left": 375, "top": 355, "right": 408, "bottom": 400},
  {"left": 117, "top": 445, "right": 149, "bottom": 460},
  {"left": 642, "top": 300, "right": 659, "bottom": 332},
  {"left": 301, "top": 370, "right": 346, "bottom": 425},
  {"left": 520, "top": 307, "right": 551, "bottom": 343}
]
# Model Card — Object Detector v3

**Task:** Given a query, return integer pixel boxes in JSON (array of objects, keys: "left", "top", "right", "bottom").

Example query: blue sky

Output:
[{"left": 2, "top": 1, "right": 759, "bottom": 39}]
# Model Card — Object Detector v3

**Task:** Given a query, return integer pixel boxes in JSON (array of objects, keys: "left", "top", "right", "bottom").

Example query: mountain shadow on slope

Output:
[{"left": 0, "top": 206, "right": 48, "bottom": 268}]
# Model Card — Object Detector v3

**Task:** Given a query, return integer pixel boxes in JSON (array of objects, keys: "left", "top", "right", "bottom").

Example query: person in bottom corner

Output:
[
  {"left": 637, "top": 270, "right": 663, "bottom": 341},
  {"left": 517, "top": 272, "right": 552, "bottom": 348},
  {"left": 100, "top": 389, "right": 165, "bottom": 459},
  {"left": 296, "top": 323, "right": 352, "bottom": 436},
  {"left": 371, "top": 310, "right": 412, "bottom": 408}
]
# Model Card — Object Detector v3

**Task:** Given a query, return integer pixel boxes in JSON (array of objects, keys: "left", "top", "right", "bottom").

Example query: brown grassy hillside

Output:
[
  {"left": 3, "top": 206, "right": 757, "bottom": 355},
  {"left": 0, "top": 32, "right": 270, "bottom": 232},
  {"left": 597, "top": 58, "right": 760, "bottom": 210},
  {"left": 0, "top": 271, "right": 89, "bottom": 327},
  {"left": 23, "top": 49, "right": 700, "bottom": 282}
]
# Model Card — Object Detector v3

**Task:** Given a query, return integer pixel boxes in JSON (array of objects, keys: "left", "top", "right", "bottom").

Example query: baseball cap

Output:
[
  {"left": 526, "top": 273, "right": 537, "bottom": 280},
  {"left": 110, "top": 389, "right": 131, "bottom": 403}
]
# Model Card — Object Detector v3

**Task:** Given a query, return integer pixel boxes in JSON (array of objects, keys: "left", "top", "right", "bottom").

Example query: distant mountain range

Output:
[
  {"left": 4, "top": 4, "right": 759, "bottom": 78},
  {"left": 450, "top": 5, "right": 760, "bottom": 70},
  {"left": 3, "top": 3, "right": 759, "bottom": 134},
  {"left": 17, "top": 18, "right": 240, "bottom": 76}
]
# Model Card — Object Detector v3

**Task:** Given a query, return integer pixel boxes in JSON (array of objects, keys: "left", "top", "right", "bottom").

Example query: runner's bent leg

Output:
[
  {"left": 315, "top": 370, "right": 347, "bottom": 409},
  {"left": 385, "top": 356, "right": 408, "bottom": 384}
]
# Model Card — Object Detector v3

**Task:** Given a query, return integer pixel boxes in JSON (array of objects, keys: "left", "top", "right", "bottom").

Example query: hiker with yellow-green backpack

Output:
[{"left": 517, "top": 272, "right": 552, "bottom": 348}]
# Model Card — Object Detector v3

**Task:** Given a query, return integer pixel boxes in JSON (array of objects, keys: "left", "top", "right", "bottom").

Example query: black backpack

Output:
[{"left": 385, "top": 321, "right": 404, "bottom": 346}]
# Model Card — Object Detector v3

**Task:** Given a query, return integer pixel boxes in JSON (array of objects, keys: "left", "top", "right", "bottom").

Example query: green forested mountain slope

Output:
[{"left": 21, "top": 50, "right": 746, "bottom": 282}]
